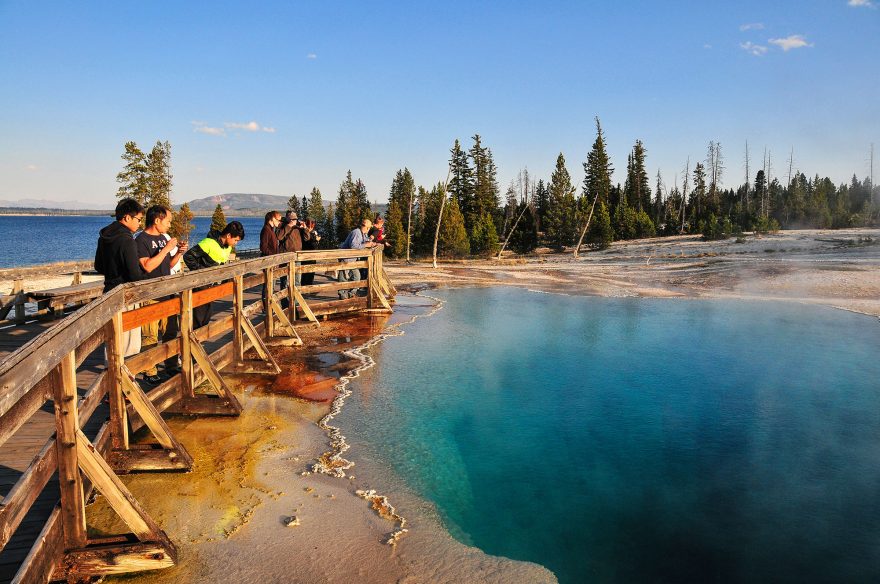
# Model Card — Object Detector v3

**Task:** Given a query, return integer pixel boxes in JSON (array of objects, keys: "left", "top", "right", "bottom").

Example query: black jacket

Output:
[{"left": 94, "top": 221, "right": 145, "bottom": 293}]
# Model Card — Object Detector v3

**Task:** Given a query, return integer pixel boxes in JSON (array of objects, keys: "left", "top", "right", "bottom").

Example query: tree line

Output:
[{"left": 116, "top": 129, "right": 879, "bottom": 258}]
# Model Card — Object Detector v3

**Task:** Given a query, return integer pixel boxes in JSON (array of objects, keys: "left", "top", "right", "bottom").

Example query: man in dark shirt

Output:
[
  {"left": 136, "top": 205, "right": 188, "bottom": 382},
  {"left": 95, "top": 198, "right": 146, "bottom": 356},
  {"left": 260, "top": 211, "right": 282, "bottom": 312}
]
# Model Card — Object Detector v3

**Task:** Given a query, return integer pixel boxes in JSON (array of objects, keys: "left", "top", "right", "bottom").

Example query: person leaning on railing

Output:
[
  {"left": 94, "top": 198, "right": 147, "bottom": 357},
  {"left": 337, "top": 219, "right": 376, "bottom": 299},
  {"left": 183, "top": 221, "right": 245, "bottom": 329}
]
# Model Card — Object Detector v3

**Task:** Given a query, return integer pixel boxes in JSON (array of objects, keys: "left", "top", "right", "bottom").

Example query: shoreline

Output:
[{"left": 94, "top": 295, "right": 555, "bottom": 584}]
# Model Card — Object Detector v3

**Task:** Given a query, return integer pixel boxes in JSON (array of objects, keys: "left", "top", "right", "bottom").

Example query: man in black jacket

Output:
[
  {"left": 94, "top": 198, "right": 146, "bottom": 356},
  {"left": 183, "top": 221, "right": 245, "bottom": 328}
]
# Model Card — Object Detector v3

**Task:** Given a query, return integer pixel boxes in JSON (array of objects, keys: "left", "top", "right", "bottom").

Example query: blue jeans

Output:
[{"left": 338, "top": 266, "right": 360, "bottom": 299}]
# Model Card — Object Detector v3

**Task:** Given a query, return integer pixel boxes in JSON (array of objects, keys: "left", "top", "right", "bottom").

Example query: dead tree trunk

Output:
[
  {"left": 431, "top": 169, "right": 452, "bottom": 269},
  {"left": 573, "top": 192, "right": 600, "bottom": 259}
]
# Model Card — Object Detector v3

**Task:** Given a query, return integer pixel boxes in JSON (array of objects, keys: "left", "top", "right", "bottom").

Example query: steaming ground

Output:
[{"left": 387, "top": 228, "right": 880, "bottom": 318}]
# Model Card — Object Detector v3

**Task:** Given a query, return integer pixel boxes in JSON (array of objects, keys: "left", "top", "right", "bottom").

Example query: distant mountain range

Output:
[
  {"left": 0, "top": 193, "right": 388, "bottom": 218},
  {"left": 0, "top": 198, "right": 109, "bottom": 210}
]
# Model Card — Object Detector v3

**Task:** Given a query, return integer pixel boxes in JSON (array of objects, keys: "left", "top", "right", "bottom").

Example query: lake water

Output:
[
  {"left": 0, "top": 215, "right": 267, "bottom": 268},
  {"left": 339, "top": 289, "right": 880, "bottom": 583}
]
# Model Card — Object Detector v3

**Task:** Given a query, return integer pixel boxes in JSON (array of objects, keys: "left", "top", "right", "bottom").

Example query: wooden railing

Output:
[{"left": 0, "top": 247, "right": 394, "bottom": 582}]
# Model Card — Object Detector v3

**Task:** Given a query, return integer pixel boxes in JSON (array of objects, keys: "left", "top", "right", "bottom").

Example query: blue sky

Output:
[{"left": 1, "top": 1, "right": 877, "bottom": 207}]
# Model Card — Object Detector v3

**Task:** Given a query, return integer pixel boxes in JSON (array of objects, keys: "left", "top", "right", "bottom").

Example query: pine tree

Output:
[
  {"left": 622, "top": 140, "right": 650, "bottom": 212},
  {"left": 385, "top": 200, "right": 407, "bottom": 258},
  {"left": 352, "top": 178, "right": 371, "bottom": 222},
  {"left": 335, "top": 171, "right": 356, "bottom": 242},
  {"left": 169, "top": 202, "right": 195, "bottom": 242},
  {"left": 545, "top": 153, "right": 575, "bottom": 250},
  {"left": 586, "top": 200, "right": 613, "bottom": 249},
  {"left": 301, "top": 195, "right": 308, "bottom": 215},
  {"left": 305, "top": 188, "right": 325, "bottom": 223},
  {"left": 116, "top": 141, "right": 149, "bottom": 206},
  {"left": 534, "top": 179, "right": 549, "bottom": 232},
  {"left": 322, "top": 203, "right": 337, "bottom": 247},
  {"left": 469, "top": 135, "right": 499, "bottom": 230},
  {"left": 145, "top": 141, "right": 172, "bottom": 209},
  {"left": 439, "top": 195, "right": 470, "bottom": 258},
  {"left": 386, "top": 169, "right": 414, "bottom": 259},
  {"left": 210, "top": 204, "right": 227, "bottom": 235},
  {"left": 470, "top": 213, "right": 499, "bottom": 256},
  {"left": 583, "top": 117, "right": 614, "bottom": 207},
  {"left": 448, "top": 140, "right": 474, "bottom": 231},
  {"left": 287, "top": 195, "right": 301, "bottom": 216}
]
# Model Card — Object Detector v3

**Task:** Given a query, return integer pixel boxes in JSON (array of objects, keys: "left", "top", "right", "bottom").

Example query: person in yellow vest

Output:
[{"left": 182, "top": 221, "right": 245, "bottom": 329}]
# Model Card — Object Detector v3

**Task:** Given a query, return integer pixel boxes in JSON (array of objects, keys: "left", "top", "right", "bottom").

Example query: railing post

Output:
[
  {"left": 12, "top": 278, "right": 24, "bottom": 324},
  {"left": 180, "top": 290, "right": 194, "bottom": 399},
  {"left": 107, "top": 313, "right": 129, "bottom": 450},
  {"left": 51, "top": 351, "right": 88, "bottom": 550},
  {"left": 287, "top": 257, "right": 296, "bottom": 322},
  {"left": 367, "top": 251, "right": 375, "bottom": 309},
  {"left": 264, "top": 266, "right": 275, "bottom": 338},
  {"left": 232, "top": 275, "right": 244, "bottom": 364}
]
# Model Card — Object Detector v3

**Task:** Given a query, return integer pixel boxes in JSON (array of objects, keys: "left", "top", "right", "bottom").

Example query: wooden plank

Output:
[
  {"left": 297, "top": 249, "right": 379, "bottom": 261},
  {"left": 298, "top": 280, "right": 365, "bottom": 294},
  {"left": 291, "top": 285, "right": 319, "bottom": 324},
  {"left": 188, "top": 333, "right": 242, "bottom": 414},
  {"left": 9, "top": 506, "right": 62, "bottom": 584},
  {"left": 269, "top": 297, "right": 301, "bottom": 345},
  {"left": 74, "top": 430, "right": 157, "bottom": 541},
  {"left": 264, "top": 267, "right": 274, "bottom": 338},
  {"left": 232, "top": 275, "right": 244, "bottom": 363},
  {"left": 192, "top": 281, "right": 233, "bottom": 308},
  {"left": 287, "top": 262, "right": 296, "bottom": 322},
  {"left": 118, "top": 366, "right": 194, "bottom": 463},
  {"left": 296, "top": 260, "right": 368, "bottom": 274},
  {"left": 60, "top": 540, "right": 175, "bottom": 577},
  {"left": 240, "top": 317, "right": 281, "bottom": 374},
  {"left": 0, "top": 440, "right": 55, "bottom": 552},
  {"left": 0, "top": 288, "right": 123, "bottom": 419},
  {"left": 107, "top": 314, "right": 129, "bottom": 451},
  {"left": 51, "top": 352, "right": 87, "bottom": 550},
  {"left": 121, "top": 297, "right": 181, "bottom": 332},
  {"left": 180, "top": 289, "right": 194, "bottom": 399}
]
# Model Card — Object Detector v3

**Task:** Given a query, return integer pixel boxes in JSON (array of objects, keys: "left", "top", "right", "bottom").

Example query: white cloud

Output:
[
  {"left": 307, "top": 53, "right": 317, "bottom": 59},
  {"left": 768, "top": 34, "right": 813, "bottom": 51},
  {"left": 741, "top": 41, "right": 768, "bottom": 56},
  {"left": 225, "top": 121, "right": 261, "bottom": 132},
  {"left": 23, "top": 164, "right": 39, "bottom": 171},
  {"left": 739, "top": 22, "right": 765, "bottom": 31},
  {"left": 191, "top": 121, "right": 226, "bottom": 136},
  {"left": 703, "top": 43, "right": 712, "bottom": 49},
  {"left": 225, "top": 121, "right": 276, "bottom": 133},
  {"left": 848, "top": 0, "right": 875, "bottom": 8}
]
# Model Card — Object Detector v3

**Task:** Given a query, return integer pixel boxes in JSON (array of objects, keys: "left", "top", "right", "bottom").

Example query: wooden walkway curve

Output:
[{"left": 0, "top": 247, "right": 395, "bottom": 583}]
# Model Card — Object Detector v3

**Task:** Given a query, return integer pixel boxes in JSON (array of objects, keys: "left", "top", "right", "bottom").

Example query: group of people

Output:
[
  {"left": 260, "top": 211, "right": 389, "bottom": 300},
  {"left": 94, "top": 198, "right": 390, "bottom": 383},
  {"left": 94, "top": 197, "right": 244, "bottom": 383}
]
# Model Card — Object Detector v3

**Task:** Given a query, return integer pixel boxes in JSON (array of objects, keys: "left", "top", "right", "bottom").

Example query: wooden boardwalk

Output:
[{"left": 0, "top": 249, "right": 395, "bottom": 583}]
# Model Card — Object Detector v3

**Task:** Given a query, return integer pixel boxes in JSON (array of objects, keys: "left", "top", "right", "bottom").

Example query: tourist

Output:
[
  {"left": 260, "top": 211, "right": 282, "bottom": 312},
  {"left": 183, "top": 221, "right": 245, "bottom": 328},
  {"left": 337, "top": 219, "right": 376, "bottom": 299},
  {"left": 300, "top": 218, "right": 321, "bottom": 287},
  {"left": 94, "top": 198, "right": 146, "bottom": 356},
  {"left": 277, "top": 210, "right": 304, "bottom": 290},
  {"left": 136, "top": 205, "right": 188, "bottom": 383},
  {"left": 368, "top": 215, "right": 390, "bottom": 248}
]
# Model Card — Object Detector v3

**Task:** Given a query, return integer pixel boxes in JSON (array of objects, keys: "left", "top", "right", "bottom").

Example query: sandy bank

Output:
[{"left": 386, "top": 228, "right": 880, "bottom": 318}]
